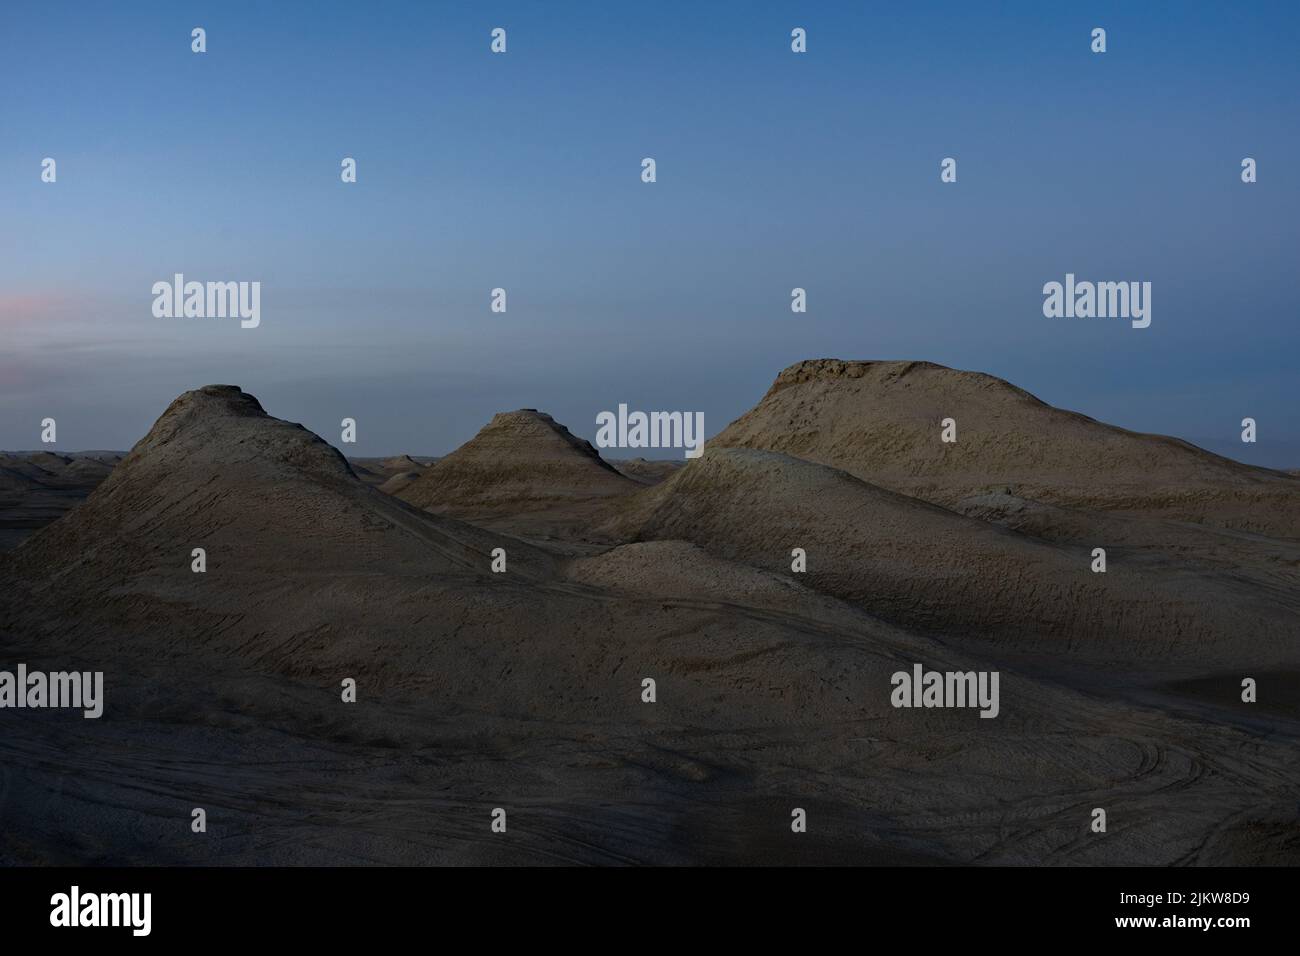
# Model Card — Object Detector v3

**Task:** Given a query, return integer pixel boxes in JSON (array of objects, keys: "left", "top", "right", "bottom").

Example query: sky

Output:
[{"left": 2, "top": 1, "right": 1297, "bottom": 464}]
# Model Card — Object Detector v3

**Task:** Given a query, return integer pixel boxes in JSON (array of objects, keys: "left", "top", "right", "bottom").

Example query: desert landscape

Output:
[{"left": 1, "top": 359, "right": 1297, "bottom": 866}]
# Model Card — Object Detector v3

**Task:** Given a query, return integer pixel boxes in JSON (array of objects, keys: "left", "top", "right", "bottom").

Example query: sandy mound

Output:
[
  {"left": 378, "top": 469, "right": 425, "bottom": 495},
  {"left": 400, "top": 409, "right": 635, "bottom": 514},
  {"left": 2, "top": 386, "right": 562, "bottom": 670},
  {"left": 613, "top": 458, "right": 686, "bottom": 486},
  {"left": 347, "top": 455, "right": 435, "bottom": 488},
  {"left": 603, "top": 447, "right": 1297, "bottom": 664},
  {"left": 711, "top": 359, "right": 1300, "bottom": 535},
  {"left": 380, "top": 454, "right": 423, "bottom": 472},
  {"left": 6, "top": 385, "right": 554, "bottom": 576}
]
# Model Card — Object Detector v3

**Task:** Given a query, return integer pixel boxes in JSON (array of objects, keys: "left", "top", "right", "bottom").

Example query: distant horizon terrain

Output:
[
  {"left": 4, "top": 358, "right": 1297, "bottom": 470},
  {"left": 6, "top": 438, "right": 1297, "bottom": 470}
]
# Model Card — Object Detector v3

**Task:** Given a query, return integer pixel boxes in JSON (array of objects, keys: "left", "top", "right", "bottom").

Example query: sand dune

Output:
[
  {"left": 712, "top": 359, "right": 1300, "bottom": 536},
  {"left": 400, "top": 409, "right": 635, "bottom": 511},
  {"left": 346, "top": 455, "right": 435, "bottom": 488},
  {"left": 2, "top": 386, "right": 566, "bottom": 680},
  {"left": 397, "top": 409, "right": 640, "bottom": 541},
  {"left": 707, "top": 359, "right": 1300, "bottom": 591},
  {"left": 378, "top": 469, "right": 426, "bottom": 495},
  {"left": 380, "top": 454, "right": 424, "bottom": 472}
]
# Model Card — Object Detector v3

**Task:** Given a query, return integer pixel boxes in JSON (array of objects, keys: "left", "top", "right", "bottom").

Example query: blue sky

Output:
[{"left": 2, "top": 1, "right": 1297, "bottom": 464}]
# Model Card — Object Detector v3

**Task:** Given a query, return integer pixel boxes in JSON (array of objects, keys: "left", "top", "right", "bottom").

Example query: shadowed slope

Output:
[
  {"left": 604, "top": 447, "right": 1298, "bottom": 666},
  {"left": 0, "top": 451, "right": 121, "bottom": 552}
]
